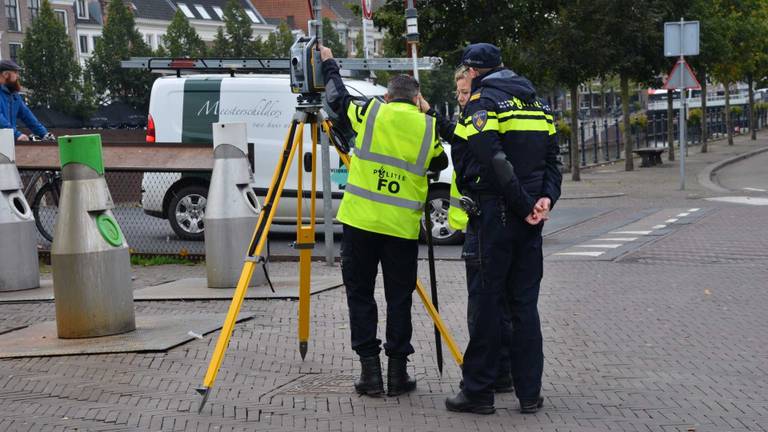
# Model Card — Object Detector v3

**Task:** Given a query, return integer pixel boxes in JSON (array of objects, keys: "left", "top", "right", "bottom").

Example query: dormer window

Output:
[{"left": 177, "top": 3, "right": 194, "bottom": 18}]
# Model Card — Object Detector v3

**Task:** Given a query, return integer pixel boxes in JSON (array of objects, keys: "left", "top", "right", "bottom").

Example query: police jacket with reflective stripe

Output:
[
  {"left": 453, "top": 68, "right": 562, "bottom": 218},
  {"left": 322, "top": 59, "right": 448, "bottom": 239}
]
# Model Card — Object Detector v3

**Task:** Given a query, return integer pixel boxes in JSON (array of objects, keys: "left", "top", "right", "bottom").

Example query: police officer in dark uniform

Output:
[{"left": 445, "top": 43, "right": 562, "bottom": 415}]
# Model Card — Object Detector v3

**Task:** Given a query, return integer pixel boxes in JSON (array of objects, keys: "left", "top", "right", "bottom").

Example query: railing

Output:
[{"left": 558, "top": 106, "right": 768, "bottom": 171}]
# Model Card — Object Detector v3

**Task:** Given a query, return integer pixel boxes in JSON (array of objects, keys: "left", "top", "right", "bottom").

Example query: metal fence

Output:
[
  {"left": 20, "top": 169, "right": 207, "bottom": 256},
  {"left": 558, "top": 106, "right": 768, "bottom": 170}
]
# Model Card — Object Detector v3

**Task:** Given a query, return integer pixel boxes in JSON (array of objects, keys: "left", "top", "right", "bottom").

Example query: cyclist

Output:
[{"left": 0, "top": 60, "right": 50, "bottom": 141}]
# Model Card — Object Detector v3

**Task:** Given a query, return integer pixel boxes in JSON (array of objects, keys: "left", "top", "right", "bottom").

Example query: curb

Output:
[{"left": 697, "top": 146, "right": 768, "bottom": 193}]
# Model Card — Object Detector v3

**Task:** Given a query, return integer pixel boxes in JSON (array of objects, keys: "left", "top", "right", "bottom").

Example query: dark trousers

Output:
[
  {"left": 461, "top": 197, "right": 544, "bottom": 404},
  {"left": 463, "top": 228, "right": 513, "bottom": 381},
  {"left": 340, "top": 224, "right": 418, "bottom": 358}
]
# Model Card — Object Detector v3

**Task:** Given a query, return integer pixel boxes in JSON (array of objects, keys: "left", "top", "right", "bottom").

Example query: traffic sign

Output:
[
  {"left": 663, "top": 59, "right": 701, "bottom": 90},
  {"left": 664, "top": 20, "right": 700, "bottom": 57},
  {"left": 362, "top": 0, "right": 373, "bottom": 20}
]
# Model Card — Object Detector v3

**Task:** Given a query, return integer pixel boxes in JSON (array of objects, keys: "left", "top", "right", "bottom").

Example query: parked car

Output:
[{"left": 141, "top": 73, "right": 462, "bottom": 244}]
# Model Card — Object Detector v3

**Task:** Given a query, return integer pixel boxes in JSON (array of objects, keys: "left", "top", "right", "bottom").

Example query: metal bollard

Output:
[
  {"left": 0, "top": 129, "right": 38, "bottom": 291},
  {"left": 205, "top": 122, "right": 266, "bottom": 288},
  {"left": 51, "top": 134, "right": 135, "bottom": 338}
]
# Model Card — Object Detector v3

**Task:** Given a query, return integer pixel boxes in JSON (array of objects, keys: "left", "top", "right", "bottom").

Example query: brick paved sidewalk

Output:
[
  {"left": 1, "top": 204, "right": 767, "bottom": 431},
  {"left": 2, "top": 131, "right": 768, "bottom": 431},
  {"left": 559, "top": 132, "right": 768, "bottom": 208}
]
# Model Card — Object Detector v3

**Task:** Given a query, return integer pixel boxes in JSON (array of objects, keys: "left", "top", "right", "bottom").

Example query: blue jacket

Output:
[{"left": 0, "top": 85, "right": 48, "bottom": 138}]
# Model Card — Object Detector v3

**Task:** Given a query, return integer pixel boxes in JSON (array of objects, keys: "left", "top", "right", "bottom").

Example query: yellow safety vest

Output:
[
  {"left": 338, "top": 100, "right": 443, "bottom": 239},
  {"left": 448, "top": 172, "right": 468, "bottom": 231}
]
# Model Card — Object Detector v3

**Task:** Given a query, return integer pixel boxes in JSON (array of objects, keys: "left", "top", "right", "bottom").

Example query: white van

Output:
[{"left": 141, "top": 73, "right": 461, "bottom": 244}]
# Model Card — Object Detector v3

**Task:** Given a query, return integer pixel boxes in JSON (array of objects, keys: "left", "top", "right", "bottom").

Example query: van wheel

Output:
[
  {"left": 167, "top": 185, "right": 207, "bottom": 241},
  {"left": 420, "top": 187, "right": 464, "bottom": 246}
]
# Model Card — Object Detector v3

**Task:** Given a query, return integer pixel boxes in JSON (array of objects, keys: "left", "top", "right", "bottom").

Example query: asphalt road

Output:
[{"left": 715, "top": 149, "right": 768, "bottom": 193}]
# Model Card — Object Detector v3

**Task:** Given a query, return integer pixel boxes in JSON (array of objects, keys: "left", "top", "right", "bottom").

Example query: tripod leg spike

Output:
[
  {"left": 196, "top": 387, "right": 210, "bottom": 414},
  {"left": 299, "top": 341, "right": 308, "bottom": 360}
]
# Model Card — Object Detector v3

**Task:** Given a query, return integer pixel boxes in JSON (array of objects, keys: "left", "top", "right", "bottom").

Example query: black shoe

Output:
[
  {"left": 445, "top": 391, "right": 495, "bottom": 415},
  {"left": 519, "top": 396, "right": 544, "bottom": 414},
  {"left": 354, "top": 355, "right": 384, "bottom": 396},
  {"left": 386, "top": 357, "right": 416, "bottom": 396}
]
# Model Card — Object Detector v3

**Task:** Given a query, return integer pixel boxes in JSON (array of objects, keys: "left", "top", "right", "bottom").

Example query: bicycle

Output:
[{"left": 21, "top": 134, "right": 60, "bottom": 242}]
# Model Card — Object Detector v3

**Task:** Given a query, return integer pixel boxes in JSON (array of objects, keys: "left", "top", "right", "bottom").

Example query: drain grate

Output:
[{"left": 279, "top": 374, "right": 356, "bottom": 394}]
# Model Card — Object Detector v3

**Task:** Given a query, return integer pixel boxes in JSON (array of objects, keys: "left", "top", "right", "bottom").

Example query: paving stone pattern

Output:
[{"left": 1, "top": 211, "right": 767, "bottom": 431}]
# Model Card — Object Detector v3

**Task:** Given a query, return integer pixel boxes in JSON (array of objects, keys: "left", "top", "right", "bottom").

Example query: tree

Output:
[
  {"left": 88, "top": 0, "right": 153, "bottom": 109},
  {"left": 18, "top": 0, "right": 84, "bottom": 115},
  {"left": 543, "top": 1, "right": 613, "bottom": 181},
  {"left": 222, "top": 0, "right": 255, "bottom": 57},
  {"left": 604, "top": 0, "right": 667, "bottom": 171},
  {"left": 262, "top": 21, "right": 294, "bottom": 57},
  {"left": 164, "top": 9, "right": 207, "bottom": 57},
  {"left": 212, "top": 27, "right": 230, "bottom": 56},
  {"left": 322, "top": 18, "right": 347, "bottom": 58}
]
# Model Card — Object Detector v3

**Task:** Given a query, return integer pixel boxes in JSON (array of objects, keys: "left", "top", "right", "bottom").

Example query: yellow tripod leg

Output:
[
  {"left": 323, "top": 120, "right": 464, "bottom": 367},
  {"left": 296, "top": 116, "right": 318, "bottom": 359},
  {"left": 415, "top": 280, "right": 463, "bottom": 366},
  {"left": 197, "top": 117, "right": 305, "bottom": 412}
]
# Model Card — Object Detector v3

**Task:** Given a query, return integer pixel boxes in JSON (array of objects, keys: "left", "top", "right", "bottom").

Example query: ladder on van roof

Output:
[{"left": 120, "top": 57, "right": 442, "bottom": 76}]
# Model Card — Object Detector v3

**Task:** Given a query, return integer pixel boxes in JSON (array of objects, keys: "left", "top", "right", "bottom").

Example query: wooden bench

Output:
[{"left": 632, "top": 148, "right": 664, "bottom": 167}]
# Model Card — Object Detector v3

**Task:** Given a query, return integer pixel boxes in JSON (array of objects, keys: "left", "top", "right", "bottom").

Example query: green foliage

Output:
[
  {"left": 354, "top": 29, "right": 364, "bottom": 58},
  {"left": 88, "top": 0, "right": 153, "bottom": 109},
  {"left": 222, "top": 0, "right": 255, "bottom": 57},
  {"left": 18, "top": 0, "right": 88, "bottom": 115},
  {"left": 212, "top": 27, "right": 229, "bottom": 56},
  {"left": 322, "top": 18, "right": 347, "bottom": 58},
  {"left": 755, "top": 101, "right": 768, "bottom": 110},
  {"left": 555, "top": 119, "right": 572, "bottom": 138},
  {"left": 730, "top": 105, "right": 744, "bottom": 116},
  {"left": 262, "top": 21, "right": 294, "bottom": 57},
  {"left": 629, "top": 112, "right": 648, "bottom": 131},
  {"left": 164, "top": 9, "right": 207, "bottom": 57},
  {"left": 688, "top": 108, "right": 703, "bottom": 125}
]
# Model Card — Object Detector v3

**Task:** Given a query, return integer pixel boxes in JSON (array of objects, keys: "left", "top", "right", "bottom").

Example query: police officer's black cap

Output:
[
  {"left": 0, "top": 60, "right": 22, "bottom": 72},
  {"left": 461, "top": 43, "right": 501, "bottom": 69}
]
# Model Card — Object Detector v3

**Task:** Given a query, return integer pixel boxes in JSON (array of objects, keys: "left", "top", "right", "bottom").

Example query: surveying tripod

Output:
[{"left": 194, "top": 89, "right": 464, "bottom": 411}]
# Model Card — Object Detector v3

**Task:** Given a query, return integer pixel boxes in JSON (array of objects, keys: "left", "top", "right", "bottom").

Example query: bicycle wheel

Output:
[{"left": 32, "top": 181, "right": 61, "bottom": 243}]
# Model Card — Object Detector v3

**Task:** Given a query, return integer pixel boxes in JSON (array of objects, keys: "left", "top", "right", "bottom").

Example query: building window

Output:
[
  {"left": 244, "top": 10, "right": 260, "bottom": 24},
  {"left": 76, "top": 0, "right": 88, "bottom": 19},
  {"left": 28, "top": 0, "right": 40, "bottom": 20},
  {"left": 6, "top": 0, "right": 20, "bottom": 31},
  {"left": 157, "top": 35, "right": 165, "bottom": 48},
  {"left": 212, "top": 6, "right": 223, "bottom": 19},
  {"left": 9, "top": 43, "right": 21, "bottom": 63},
  {"left": 93, "top": 35, "right": 101, "bottom": 48},
  {"left": 55, "top": 10, "right": 67, "bottom": 31},
  {"left": 194, "top": 5, "right": 210, "bottom": 19},
  {"left": 177, "top": 3, "right": 194, "bottom": 18},
  {"left": 79, "top": 35, "right": 89, "bottom": 54}
]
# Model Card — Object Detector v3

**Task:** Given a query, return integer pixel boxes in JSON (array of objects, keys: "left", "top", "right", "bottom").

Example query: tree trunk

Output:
[
  {"left": 570, "top": 85, "right": 580, "bottom": 181},
  {"left": 748, "top": 74, "right": 756, "bottom": 140},
  {"left": 621, "top": 74, "right": 633, "bottom": 171},
  {"left": 667, "top": 90, "right": 675, "bottom": 161},
  {"left": 725, "top": 81, "right": 733, "bottom": 145},
  {"left": 701, "top": 70, "right": 708, "bottom": 153}
]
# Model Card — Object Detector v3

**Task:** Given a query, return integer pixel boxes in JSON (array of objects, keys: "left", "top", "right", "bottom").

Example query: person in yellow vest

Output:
[{"left": 320, "top": 46, "right": 448, "bottom": 397}]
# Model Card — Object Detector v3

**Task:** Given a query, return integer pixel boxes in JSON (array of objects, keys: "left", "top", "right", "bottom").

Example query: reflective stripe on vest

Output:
[
  {"left": 344, "top": 184, "right": 424, "bottom": 211},
  {"left": 354, "top": 101, "right": 435, "bottom": 176}
]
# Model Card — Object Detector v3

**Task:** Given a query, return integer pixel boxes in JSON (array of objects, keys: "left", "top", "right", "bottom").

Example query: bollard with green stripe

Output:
[
  {"left": 58, "top": 134, "right": 125, "bottom": 247},
  {"left": 52, "top": 133, "right": 135, "bottom": 338}
]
